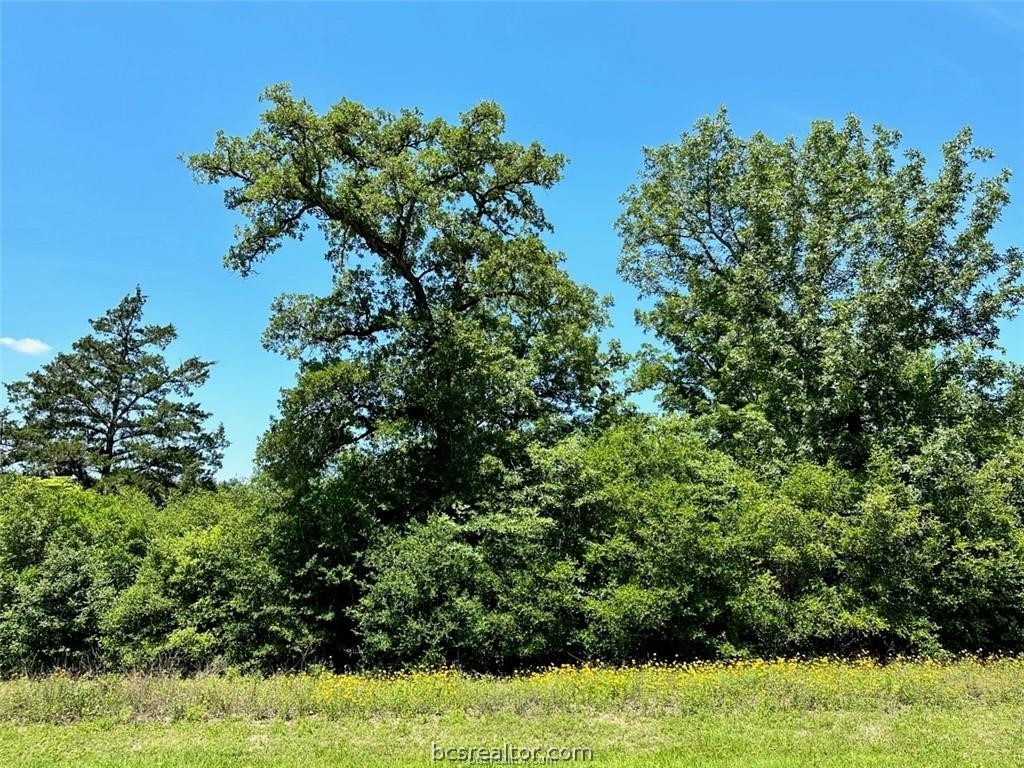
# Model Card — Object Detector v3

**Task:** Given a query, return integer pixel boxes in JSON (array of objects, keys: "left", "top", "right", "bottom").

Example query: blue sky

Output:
[{"left": 2, "top": 2, "right": 1022, "bottom": 479}]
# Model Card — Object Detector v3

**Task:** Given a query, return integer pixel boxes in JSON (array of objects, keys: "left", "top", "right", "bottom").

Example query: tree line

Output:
[{"left": 1, "top": 87, "right": 1022, "bottom": 673}]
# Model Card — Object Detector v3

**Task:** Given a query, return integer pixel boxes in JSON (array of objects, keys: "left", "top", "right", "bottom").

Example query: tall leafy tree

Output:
[
  {"left": 618, "top": 110, "right": 1023, "bottom": 468},
  {"left": 2, "top": 289, "right": 226, "bottom": 498},
  {"left": 187, "top": 86, "right": 620, "bottom": 665},
  {"left": 186, "top": 85, "right": 617, "bottom": 508}
]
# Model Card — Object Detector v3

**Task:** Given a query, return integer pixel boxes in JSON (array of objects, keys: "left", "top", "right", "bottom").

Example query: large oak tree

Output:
[
  {"left": 187, "top": 85, "right": 618, "bottom": 508},
  {"left": 186, "top": 86, "right": 622, "bottom": 664}
]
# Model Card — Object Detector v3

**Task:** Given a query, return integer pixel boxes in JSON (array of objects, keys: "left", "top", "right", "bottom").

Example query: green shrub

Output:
[
  {"left": 0, "top": 476, "right": 153, "bottom": 672},
  {"left": 101, "top": 485, "right": 316, "bottom": 671},
  {"left": 352, "top": 506, "right": 579, "bottom": 671}
]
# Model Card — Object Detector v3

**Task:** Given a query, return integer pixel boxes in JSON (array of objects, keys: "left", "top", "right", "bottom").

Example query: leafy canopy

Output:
[
  {"left": 187, "top": 85, "right": 618, "bottom": 506},
  {"left": 618, "top": 110, "right": 1023, "bottom": 468}
]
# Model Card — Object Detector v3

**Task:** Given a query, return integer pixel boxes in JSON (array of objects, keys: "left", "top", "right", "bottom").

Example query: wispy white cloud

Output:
[{"left": 0, "top": 337, "right": 52, "bottom": 355}]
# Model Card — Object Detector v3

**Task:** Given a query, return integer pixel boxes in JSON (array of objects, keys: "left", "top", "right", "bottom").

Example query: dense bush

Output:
[
  {"left": 0, "top": 478, "right": 312, "bottom": 674},
  {"left": 352, "top": 510, "right": 576, "bottom": 671},
  {"left": 100, "top": 484, "right": 316, "bottom": 672},
  {"left": 516, "top": 417, "right": 1024, "bottom": 664},
  {"left": 2, "top": 413, "right": 1023, "bottom": 675},
  {"left": 0, "top": 476, "right": 151, "bottom": 671}
]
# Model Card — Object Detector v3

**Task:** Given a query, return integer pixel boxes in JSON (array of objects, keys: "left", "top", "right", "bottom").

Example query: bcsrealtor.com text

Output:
[{"left": 431, "top": 742, "right": 594, "bottom": 763}]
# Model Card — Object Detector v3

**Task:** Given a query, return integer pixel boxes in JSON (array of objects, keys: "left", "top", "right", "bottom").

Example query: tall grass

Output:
[{"left": 1, "top": 657, "right": 1021, "bottom": 724}]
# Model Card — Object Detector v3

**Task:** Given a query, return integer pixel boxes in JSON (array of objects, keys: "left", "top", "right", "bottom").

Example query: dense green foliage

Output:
[
  {"left": 185, "top": 84, "right": 619, "bottom": 497},
  {"left": 2, "top": 419, "right": 1022, "bottom": 672},
  {"left": 0, "top": 477, "right": 310, "bottom": 673},
  {"left": 1, "top": 94, "right": 1021, "bottom": 674},
  {"left": 181, "top": 86, "right": 623, "bottom": 661},
  {"left": 618, "top": 110, "right": 1023, "bottom": 470},
  {"left": 0, "top": 477, "right": 149, "bottom": 671}
]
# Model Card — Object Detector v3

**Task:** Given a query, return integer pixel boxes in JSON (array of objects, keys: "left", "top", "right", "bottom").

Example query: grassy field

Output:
[{"left": 1, "top": 658, "right": 1021, "bottom": 767}]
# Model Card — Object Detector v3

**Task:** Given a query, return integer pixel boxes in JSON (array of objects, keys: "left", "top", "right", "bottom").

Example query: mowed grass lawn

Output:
[{"left": 1, "top": 658, "right": 1021, "bottom": 767}]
